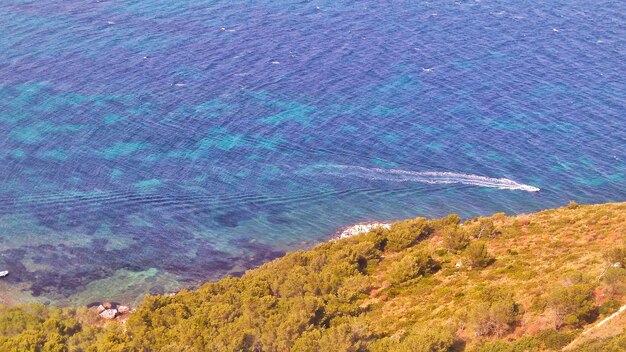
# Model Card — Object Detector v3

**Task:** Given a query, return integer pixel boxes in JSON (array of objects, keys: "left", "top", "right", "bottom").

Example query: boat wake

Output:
[{"left": 311, "top": 165, "right": 540, "bottom": 192}]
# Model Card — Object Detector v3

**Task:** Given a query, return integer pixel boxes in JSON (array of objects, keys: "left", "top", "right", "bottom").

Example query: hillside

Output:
[{"left": 1, "top": 202, "right": 625, "bottom": 351}]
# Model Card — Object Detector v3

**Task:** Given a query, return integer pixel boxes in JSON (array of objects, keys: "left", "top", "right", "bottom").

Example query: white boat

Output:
[{"left": 0, "top": 271, "right": 8, "bottom": 277}]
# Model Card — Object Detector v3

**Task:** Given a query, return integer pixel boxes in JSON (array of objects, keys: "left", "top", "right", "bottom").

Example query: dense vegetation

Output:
[{"left": 1, "top": 202, "right": 625, "bottom": 351}]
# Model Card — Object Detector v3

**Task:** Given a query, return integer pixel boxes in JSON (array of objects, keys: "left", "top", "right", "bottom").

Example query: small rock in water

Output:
[
  {"left": 103, "top": 302, "right": 114, "bottom": 309},
  {"left": 117, "top": 305, "right": 130, "bottom": 314},
  {"left": 0, "top": 270, "right": 8, "bottom": 278},
  {"left": 99, "top": 309, "right": 118, "bottom": 319}
]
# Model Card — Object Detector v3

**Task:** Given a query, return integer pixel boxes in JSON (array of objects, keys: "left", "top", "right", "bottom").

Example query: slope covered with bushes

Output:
[{"left": 1, "top": 202, "right": 625, "bottom": 351}]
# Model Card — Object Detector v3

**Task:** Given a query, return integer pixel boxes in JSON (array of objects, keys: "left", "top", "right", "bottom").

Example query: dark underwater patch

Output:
[
  {"left": 1, "top": 231, "right": 285, "bottom": 299},
  {"left": 214, "top": 208, "right": 256, "bottom": 228},
  {"left": 266, "top": 214, "right": 290, "bottom": 225},
  {"left": 229, "top": 237, "right": 285, "bottom": 269}
]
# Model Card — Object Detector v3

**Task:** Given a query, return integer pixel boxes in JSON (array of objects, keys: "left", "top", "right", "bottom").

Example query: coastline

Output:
[
  {"left": 2, "top": 202, "right": 624, "bottom": 350},
  {"left": 0, "top": 220, "right": 394, "bottom": 307},
  {"left": 0, "top": 202, "right": 620, "bottom": 309},
  {"left": 333, "top": 221, "right": 392, "bottom": 240}
]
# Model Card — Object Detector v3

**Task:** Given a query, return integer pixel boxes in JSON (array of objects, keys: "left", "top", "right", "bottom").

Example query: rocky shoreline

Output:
[
  {"left": 0, "top": 222, "right": 394, "bottom": 311},
  {"left": 334, "top": 221, "right": 392, "bottom": 240},
  {"left": 84, "top": 222, "right": 392, "bottom": 321},
  {"left": 90, "top": 302, "right": 133, "bottom": 320},
  {"left": 86, "top": 222, "right": 394, "bottom": 320}
]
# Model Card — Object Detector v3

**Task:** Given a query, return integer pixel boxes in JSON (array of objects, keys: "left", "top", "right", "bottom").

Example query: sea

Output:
[{"left": 0, "top": 0, "right": 624, "bottom": 305}]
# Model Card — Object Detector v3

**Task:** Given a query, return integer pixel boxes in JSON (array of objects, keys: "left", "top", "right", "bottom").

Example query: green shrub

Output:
[
  {"left": 574, "top": 333, "right": 626, "bottom": 352},
  {"left": 443, "top": 227, "right": 469, "bottom": 252},
  {"left": 465, "top": 241, "right": 492, "bottom": 268},
  {"left": 476, "top": 336, "right": 541, "bottom": 352},
  {"left": 606, "top": 247, "right": 626, "bottom": 265},
  {"left": 372, "top": 325, "right": 456, "bottom": 352},
  {"left": 386, "top": 249, "right": 432, "bottom": 284},
  {"left": 537, "top": 329, "right": 575, "bottom": 350},
  {"left": 315, "top": 321, "right": 370, "bottom": 352},
  {"left": 509, "top": 336, "right": 541, "bottom": 352},
  {"left": 603, "top": 267, "right": 626, "bottom": 295},
  {"left": 470, "top": 290, "right": 520, "bottom": 337},
  {"left": 473, "top": 218, "right": 498, "bottom": 239},
  {"left": 562, "top": 270, "right": 587, "bottom": 286},
  {"left": 475, "top": 340, "right": 512, "bottom": 352},
  {"left": 337, "top": 275, "right": 372, "bottom": 302},
  {"left": 400, "top": 325, "right": 456, "bottom": 352},
  {"left": 599, "top": 299, "right": 621, "bottom": 316},
  {"left": 385, "top": 218, "right": 432, "bottom": 252},
  {"left": 0, "top": 304, "right": 99, "bottom": 352},
  {"left": 546, "top": 283, "right": 596, "bottom": 329},
  {"left": 432, "top": 214, "right": 461, "bottom": 230},
  {"left": 434, "top": 248, "right": 447, "bottom": 257}
]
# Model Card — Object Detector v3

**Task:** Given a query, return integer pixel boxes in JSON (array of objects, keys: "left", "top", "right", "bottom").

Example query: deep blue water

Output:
[{"left": 0, "top": 0, "right": 625, "bottom": 304}]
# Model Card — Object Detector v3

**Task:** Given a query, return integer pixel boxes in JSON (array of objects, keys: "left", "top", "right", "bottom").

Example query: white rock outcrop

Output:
[
  {"left": 336, "top": 222, "right": 391, "bottom": 240},
  {"left": 99, "top": 309, "right": 118, "bottom": 319}
]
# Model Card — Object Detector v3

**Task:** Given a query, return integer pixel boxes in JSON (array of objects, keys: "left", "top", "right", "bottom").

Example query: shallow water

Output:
[{"left": 0, "top": 0, "right": 625, "bottom": 304}]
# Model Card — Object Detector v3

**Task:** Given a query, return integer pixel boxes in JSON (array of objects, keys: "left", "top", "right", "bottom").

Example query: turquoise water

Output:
[{"left": 0, "top": 0, "right": 624, "bottom": 304}]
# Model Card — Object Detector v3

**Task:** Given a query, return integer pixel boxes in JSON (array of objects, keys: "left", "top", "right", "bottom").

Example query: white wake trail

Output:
[{"left": 312, "top": 165, "right": 540, "bottom": 192}]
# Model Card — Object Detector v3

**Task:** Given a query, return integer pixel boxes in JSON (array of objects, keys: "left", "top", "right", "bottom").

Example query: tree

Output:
[
  {"left": 603, "top": 267, "right": 626, "bottom": 295},
  {"left": 386, "top": 249, "right": 432, "bottom": 284},
  {"left": 385, "top": 218, "right": 432, "bottom": 252},
  {"left": 547, "top": 284, "right": 595, "bottom": 330},
  {"left": 472, "top": 218, "right": 498, "bottom": 239},
  {"left": 470, "top": 300, "right": 519, "bottom": 337},
  {"left": 470, "top": 289, "right": 520, "bottom": 337},
  {"left": 606, "top": 247, "right": 626, "bottom": 266},
  {"left": 465, "top": 241, "right": 492, "bottom": 268},
  {"left": 436, "top": 214, "right": 462, "bottom": 228},
  {"left": 443, "top": 227, "right": 469, "bottom": 252},
  {"left": 369, "top": 325, "right": 457, "bottom": 352},
  {"left": 400, "top": 325, "right": 456, "bottom": 352},
  {"left": 537, "top": 329, "right": 575, "bottom": 350},
  {"left": 316, "top": 321, "right": 369, "bottom": 352}
]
